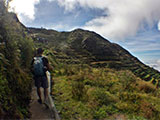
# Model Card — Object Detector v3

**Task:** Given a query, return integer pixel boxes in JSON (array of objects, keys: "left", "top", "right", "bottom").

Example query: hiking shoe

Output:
[
  {"left": 44, "top": 98, "right": 49, "bottom": 108},
  {"left": 38, "top": 99, "right": 42, "bottom": 104},
  {"left": 44, "top": 98, "right": 49, "bottom": 105}
]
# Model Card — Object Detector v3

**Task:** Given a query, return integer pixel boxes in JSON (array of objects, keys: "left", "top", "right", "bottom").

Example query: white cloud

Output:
[
  {"left": 9, "top": 0, "right": 160, "bottom": 40},
  {"left": 9, "top": 0, "right": 40, "bottom": 22},
  {"left": 157, "top": 60, "right": 160, "bottom": 65},
  {"left": 158, "top": 21, "right": 160, "bottom": 31},
  {"left": 148, "top": 59, "right": 160, "bottom": 71},
  {"left": 47, "top": 24, "right": 80, "bottom": 31},
  {"left": 121, "top": 33, "right": 160, "bottom": 52},
  {"left": 50, "top": 0, "right": 160, "bottom": 40}
]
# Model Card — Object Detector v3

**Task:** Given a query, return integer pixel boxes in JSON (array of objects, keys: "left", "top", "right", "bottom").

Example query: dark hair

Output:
[{"left": 37, "top": 48, "right": 44, "bottom": 54}]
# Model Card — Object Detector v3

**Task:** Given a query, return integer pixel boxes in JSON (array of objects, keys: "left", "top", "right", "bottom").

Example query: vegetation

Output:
[
  {"left": 1, "top": 0, "right": 160, "bottom": 119},
  {"left": 41, "top": 48, "right": 160, "bottom": 120},
  {"left": 28, "top": 27, "right": 160, "bottom": 87},
  {"left": 0, "top": 1, "right": 34, "bottom": 119},
  {"left": 30, "top": 27, "right": 160, "bottom": 119},
  {"left": 50, "top": 62, "right": 160, "bottom": 120}
]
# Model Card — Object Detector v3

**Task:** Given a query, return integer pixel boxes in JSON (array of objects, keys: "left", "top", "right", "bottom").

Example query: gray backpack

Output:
[{"left": 33, "top": 57, "right": 45, "bottom": 76}]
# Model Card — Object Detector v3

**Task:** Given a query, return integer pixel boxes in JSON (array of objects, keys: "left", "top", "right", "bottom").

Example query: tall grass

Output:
[{"left": 52, "top": 64, "right": 160, "bottom": 120}]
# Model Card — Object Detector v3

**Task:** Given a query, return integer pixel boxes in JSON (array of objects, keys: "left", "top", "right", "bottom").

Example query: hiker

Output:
[{"left": 31, "top": 48, "right": 52, "bottom": 104}]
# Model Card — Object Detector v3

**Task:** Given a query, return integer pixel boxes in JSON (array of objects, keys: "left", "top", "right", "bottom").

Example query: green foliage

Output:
[
  {"left": 0, "top": 74, "right": 11, "bottom": 111},
  {"left": 51, "top": 64, "right": 160, "bottom": 120},
  {"left": 27, "top": 8, "right": 160, "bottom": 120},
  {"left": 28, "top": 27, "right": 160, "bottom": 86},
  {"left": 0, "top": 5, "right": 34, "bottom": 119},
  {"left": 128, "top": 115, "right": 147, "bottom": 120}
]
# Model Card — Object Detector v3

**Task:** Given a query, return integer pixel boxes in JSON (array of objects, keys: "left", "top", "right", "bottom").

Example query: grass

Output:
[
  {"left": 34, "top": 29, "right": 160, "bottom": 120},
  {"left": 51, "top": 64, "right": 160, "bottom": 120}
]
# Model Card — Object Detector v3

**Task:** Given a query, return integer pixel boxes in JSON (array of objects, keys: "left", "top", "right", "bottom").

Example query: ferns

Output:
[{"left": 0, "top": 4, "right": 34, "bottom": 119}]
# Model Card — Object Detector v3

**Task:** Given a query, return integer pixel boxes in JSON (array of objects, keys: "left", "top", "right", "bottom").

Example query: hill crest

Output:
[{"left": 27, "top": 27, "right": 160, "bottom": 86}]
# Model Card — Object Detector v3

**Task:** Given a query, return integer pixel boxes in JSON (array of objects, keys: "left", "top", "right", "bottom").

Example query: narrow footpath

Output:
[{"left": 29, "top": 87, "right": 54, "bottom": 120}]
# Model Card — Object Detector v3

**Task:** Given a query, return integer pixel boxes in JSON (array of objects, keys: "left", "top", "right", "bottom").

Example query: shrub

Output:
[
  {"left": 139, "top": 100, "right": 156, "bottom": 119},
  {"left": 137, "top": 81, "right": 156, "bottom": 93},
  {"left": 71, "top": 75, "right": 86, "bottom": 101},
  {"left": 93, "top": 105, "right": 108, "bottom": 119},
  {"left": 87, "top": 87, "right": 118, "bottom": 107},
  {"left": 52, "top": 65, "right": 160, "bottom": 120}
]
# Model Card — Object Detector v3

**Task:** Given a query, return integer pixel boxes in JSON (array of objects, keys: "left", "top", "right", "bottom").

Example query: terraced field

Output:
[{"left": 28, "top": 27, "right": 160, "bottom": 87}]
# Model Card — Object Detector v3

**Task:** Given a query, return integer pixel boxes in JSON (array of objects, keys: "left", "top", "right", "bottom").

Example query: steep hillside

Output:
[
  {"left": 27, "top": 27, "right": 160, "bottom": 120},
  {"left": 52, "top": 66, "right": 160, "bottom": 120},
  {"left": 28, "top": 27, "right": 160, "bottom": 87},
  {"left": 1, "top": 1, "right": 160, "bottom": 119},
  {"left": 0, "top": 1, "right": 34, "bottom": 119}
]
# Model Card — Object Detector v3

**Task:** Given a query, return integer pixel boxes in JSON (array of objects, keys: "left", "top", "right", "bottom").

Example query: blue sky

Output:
[
  {"left": 119, "top": 28, "right": 160, "bottom": 71},
  {"left": 9, "top": 0, "right": 160, "bottom": 71}
]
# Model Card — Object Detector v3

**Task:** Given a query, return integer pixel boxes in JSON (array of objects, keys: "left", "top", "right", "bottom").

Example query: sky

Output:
[{"left": 9, "top": 0, "right": 160, "bottom": 71}]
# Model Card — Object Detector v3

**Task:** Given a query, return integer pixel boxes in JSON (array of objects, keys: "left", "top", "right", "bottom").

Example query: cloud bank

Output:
[
  {"left": 148, "top": 59, "right": 160, "bottom": 71},
  {"left": 9, "top": 0, "right": 40, "bottom": 22},
  {"left": 49, "top": 0, "right": 160, "bottom": 40},
  {"left": 156, "top": 60, "right": 160, "bottom": 71},
  {"left": 8, "top": 0, "right": 160, "bottom": 71},
  {"left": 9, "top": 0, "right": 160, "bottom": 40}
]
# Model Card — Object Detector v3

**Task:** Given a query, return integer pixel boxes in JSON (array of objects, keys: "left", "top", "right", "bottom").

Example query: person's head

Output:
[{"left": 37, "top": 48, "right": 44, "bottom": 55}]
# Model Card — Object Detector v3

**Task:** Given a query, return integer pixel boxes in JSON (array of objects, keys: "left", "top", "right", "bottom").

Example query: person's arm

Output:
[
  {"left": 46, "top": 62, "right": 53, "bottom": 71},
  {"left": 43, "top": 57, "right": 53, "bottom": 72}
]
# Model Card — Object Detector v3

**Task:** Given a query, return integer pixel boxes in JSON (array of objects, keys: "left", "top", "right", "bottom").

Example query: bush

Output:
[
  {"left": 52, "top": 65, "right": 160, "bottom": 120},
  {"left": 137, "top": 81, "right": 156, "bottom": 93}
]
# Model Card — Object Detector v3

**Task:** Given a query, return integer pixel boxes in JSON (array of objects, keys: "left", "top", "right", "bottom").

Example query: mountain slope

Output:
[
  {"left": 28, "top": 27, "right": 160, "bottom": 120},
  {"left": 1, "top": 3, "right": 160, "bottom": 119},
  {"left": 28, "top": 27, "right": 160, "bottom": 87},
  {"left": 0, "top": 2, "right": 34, "bottom": 119}
]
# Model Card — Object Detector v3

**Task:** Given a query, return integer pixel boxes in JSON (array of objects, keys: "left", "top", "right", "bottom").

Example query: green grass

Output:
[
  {"left": 31, "top": 23, "right": 160, "bottom": 120},
  {"left": 51, "top": 64, "right": 160, "bottom": 120},
  {"left": 29, "top": 27, "right": 160, "bottom": 87}
]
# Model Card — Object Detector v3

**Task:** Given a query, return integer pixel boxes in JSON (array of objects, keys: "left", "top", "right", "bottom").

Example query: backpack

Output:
[{"left": 33, "top": 57, "right": 45, "bottom": 76}]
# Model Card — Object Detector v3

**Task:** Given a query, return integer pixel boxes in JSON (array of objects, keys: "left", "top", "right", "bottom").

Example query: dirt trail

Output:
[{"left": 29, "top": 87, "right": 54, "bottom": 120}]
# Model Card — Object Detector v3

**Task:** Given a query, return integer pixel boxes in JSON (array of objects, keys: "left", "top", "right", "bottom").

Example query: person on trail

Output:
[{"left": 31, "top": 48, "right": 51, "bottom": 104}]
